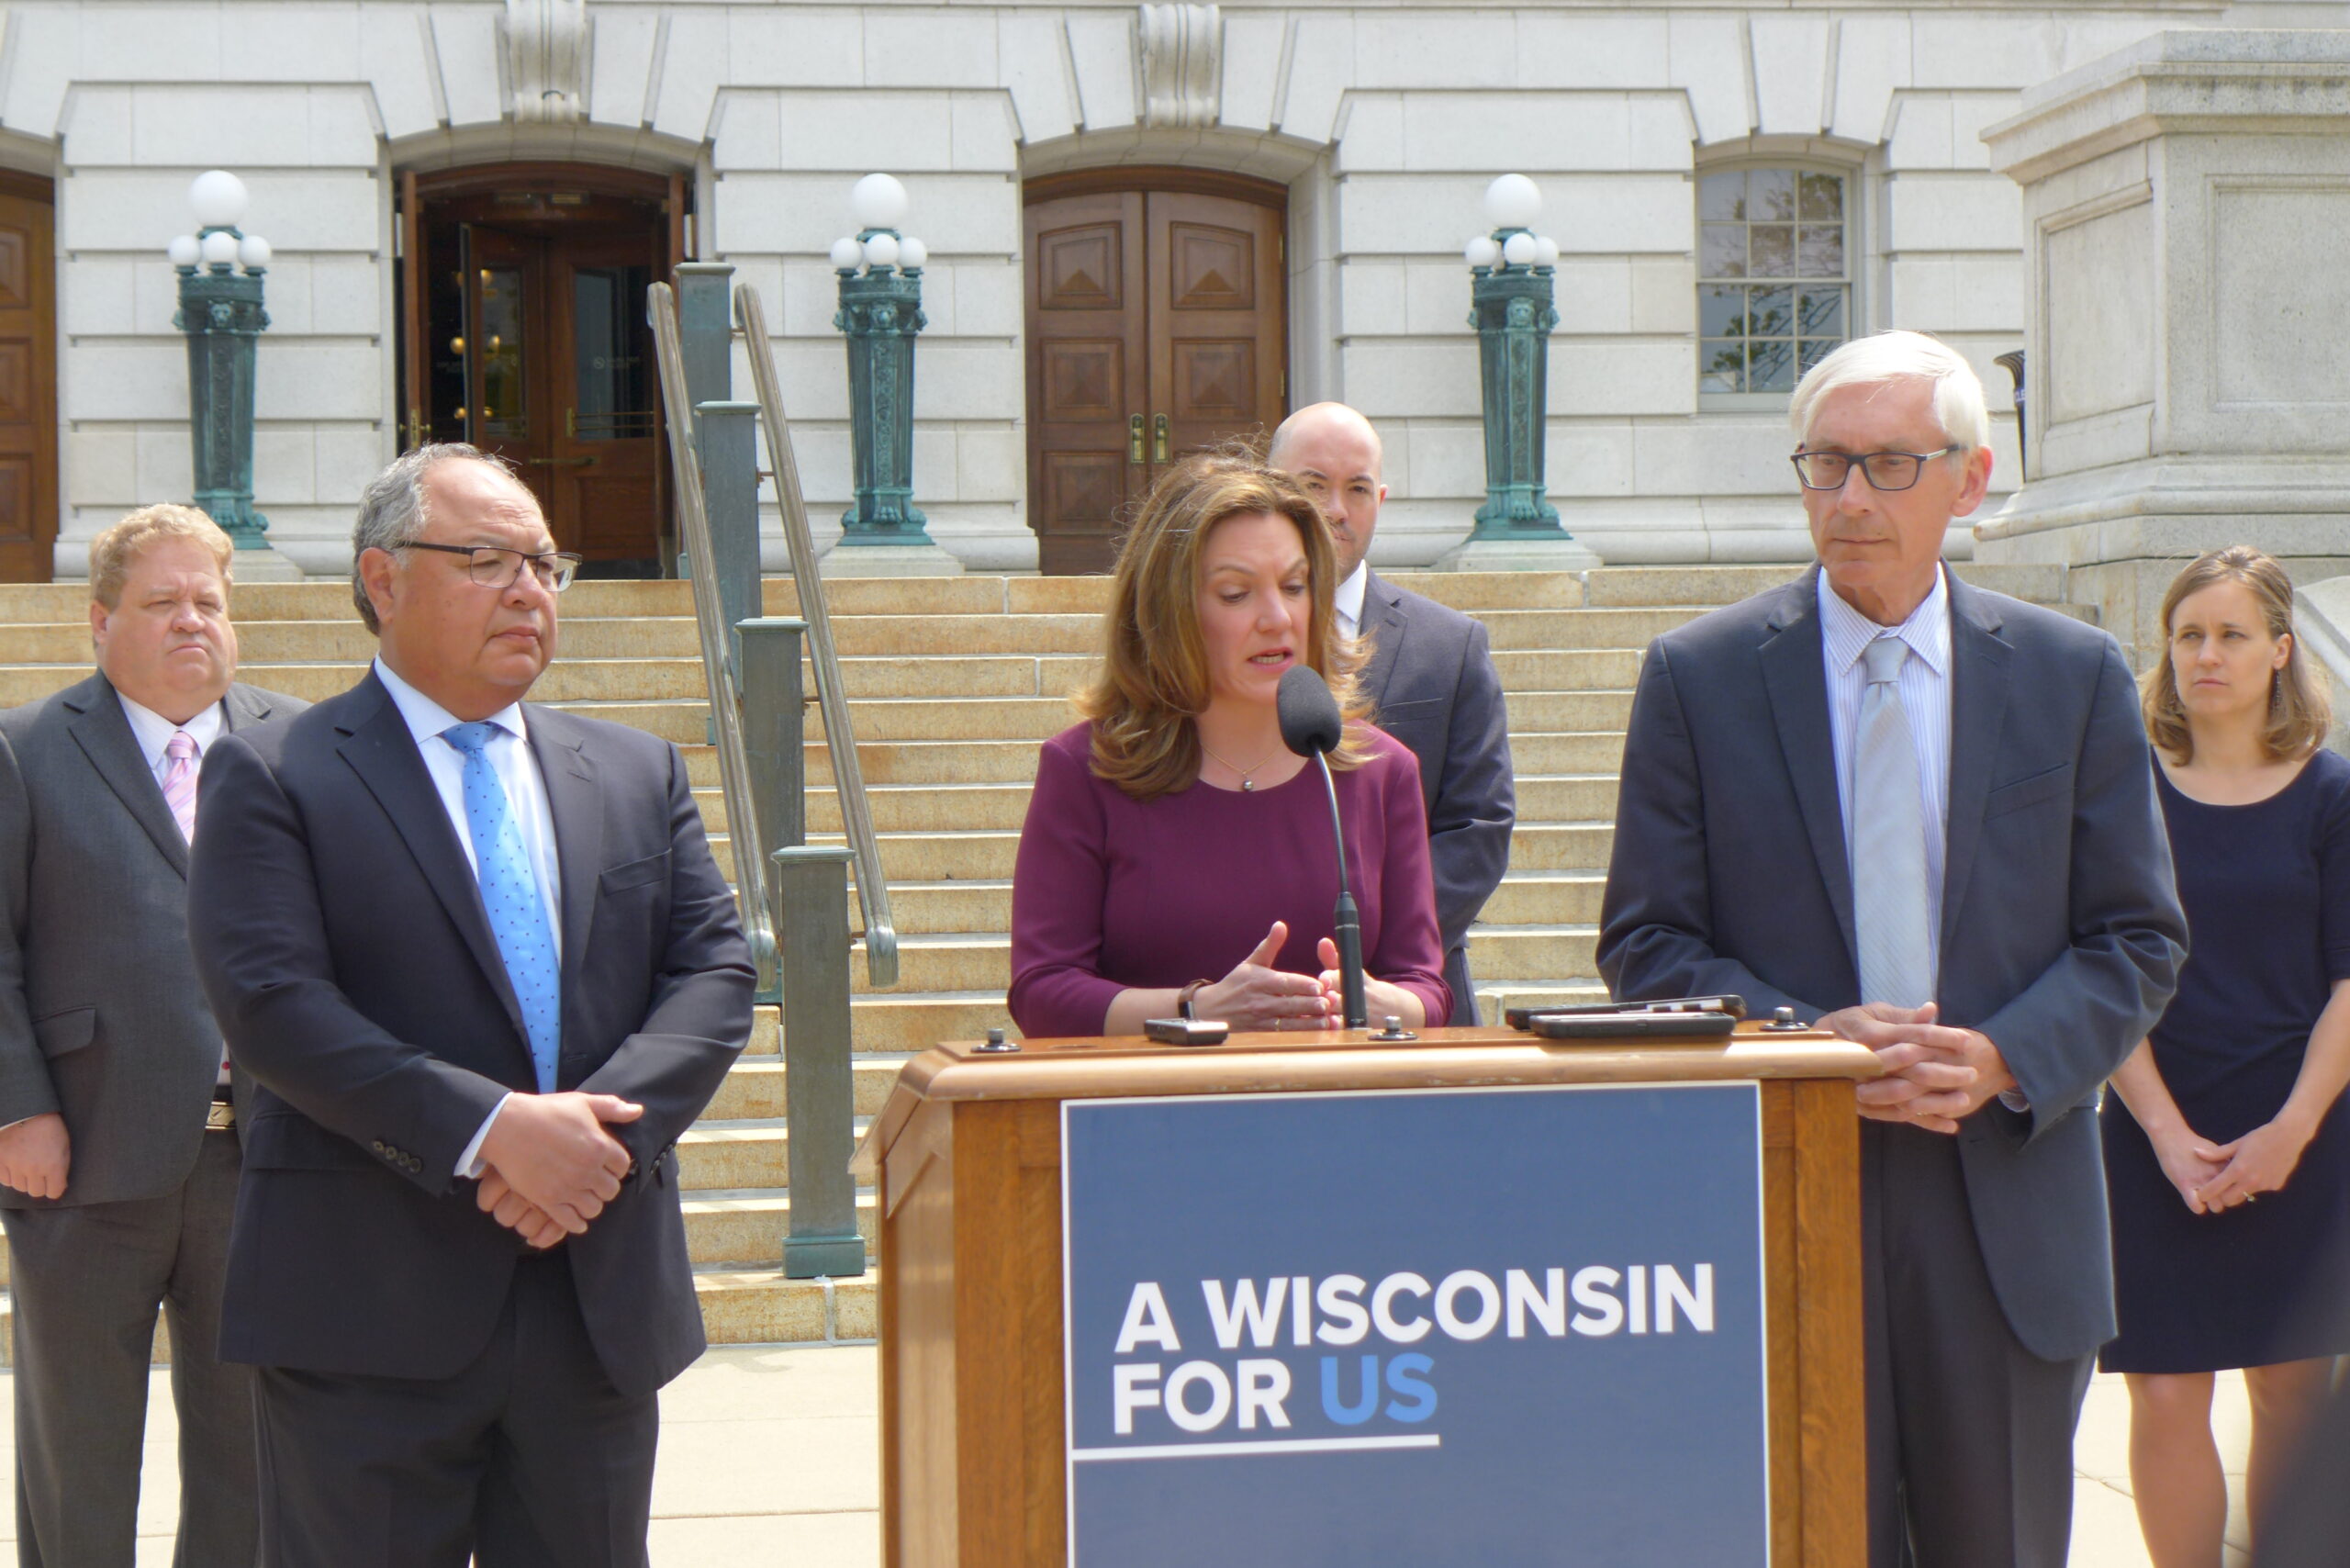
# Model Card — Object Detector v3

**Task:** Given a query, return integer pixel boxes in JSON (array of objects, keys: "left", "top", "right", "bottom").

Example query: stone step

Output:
[
  {"left": 1487, "top": 649, "right": 1642, "bottom": 689},
  {"left": 1482, "top": 870, "right": 1606, "bottom": 925},
  {"left": 684, "top": 1192, "right": 878, "bottom": 1268},
  {"left": 679, "top": 1123, "right": 795, "bottom": 1190},
  {"left": 703, "top": 1056, "right": 907, "bottom": 1120},
  {"left": 846, "top": 993, "right": 1020, "bottom": 1054},
  {"left": 697, "top": 773, "right": 1618, "bottom": 842}
]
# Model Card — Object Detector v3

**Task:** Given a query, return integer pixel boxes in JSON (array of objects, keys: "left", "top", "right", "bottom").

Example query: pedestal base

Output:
[
  {"left": 228, "top": 543, "right": 304, "bottom": 582},
  {"left": 819, "top": 542, "right": 964, "bottom": 577},
  {"left": 1975, "top": 455, "right": 2350, "bottom": 666},
  {"left": 1435, "top": 533, "right": 1605, "bottom": 573}
]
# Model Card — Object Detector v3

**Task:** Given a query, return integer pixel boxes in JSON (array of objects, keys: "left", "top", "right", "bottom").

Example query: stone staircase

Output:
[{"left": 0, "top": 559, "right": 2080, "bottom": 1350}]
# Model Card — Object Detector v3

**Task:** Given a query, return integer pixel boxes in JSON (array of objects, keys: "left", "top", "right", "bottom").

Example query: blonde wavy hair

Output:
[
  {"left": 88, "top": 505, "right": 232, "bottom": 610},
  {"left": 2143, "top": 545, "right": 2332, "bottom": 765},
  {"left": 1079, "top": 451, "right": 1370, "bottom": 800}
]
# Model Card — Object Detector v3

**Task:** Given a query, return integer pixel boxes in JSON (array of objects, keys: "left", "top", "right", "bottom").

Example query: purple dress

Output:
[{"left": 1009, "top": 722, "right": 1452, "bottom": 1038}]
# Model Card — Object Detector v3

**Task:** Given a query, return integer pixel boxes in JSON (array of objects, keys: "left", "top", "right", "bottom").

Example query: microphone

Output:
[{"left": 1277, "top": 666, "right": 1367, "bottom": 1029}]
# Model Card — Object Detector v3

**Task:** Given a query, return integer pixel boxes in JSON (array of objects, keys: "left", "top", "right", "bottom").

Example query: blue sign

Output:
[{"left": 1061, "top": 1082, "right": 1769, "bottom": 1567}]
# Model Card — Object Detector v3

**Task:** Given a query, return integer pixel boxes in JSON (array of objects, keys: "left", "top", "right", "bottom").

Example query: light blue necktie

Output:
[
  {"left": 1852, "top": 638, "right": 1936, "bottom": 1007},
  {"left": 442, "top": 722, "right": 560, "bottom": 1092}
]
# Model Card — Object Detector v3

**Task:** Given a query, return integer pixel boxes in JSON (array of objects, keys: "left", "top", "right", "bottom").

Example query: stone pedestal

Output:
[
  {"left": 816, "top": 542, "right": 964, "bottom": 577},
  {"left": 228, "top": 543, "right": 304, "bottom": 581},
  {"left": 1434, "top": 533, "right": 1602, "bottom": 573},
  {"left": 1976, "top": 31, "right": 2350, "bottom": 665}
]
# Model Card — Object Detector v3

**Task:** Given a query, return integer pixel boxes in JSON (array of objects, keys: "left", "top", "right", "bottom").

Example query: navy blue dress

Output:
[{"left": 2100, "top": 749, "right": 2350, "bottom": 1373}]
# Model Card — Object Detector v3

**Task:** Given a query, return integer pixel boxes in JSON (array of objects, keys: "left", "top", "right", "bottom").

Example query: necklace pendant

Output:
[{"left": 1240, "top": 778, "right": 1255, "bottom": 792}]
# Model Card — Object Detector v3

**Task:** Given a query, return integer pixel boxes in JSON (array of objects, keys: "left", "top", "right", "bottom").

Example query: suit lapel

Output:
[
  {"left": 62, "top": 675, "right": 189, "bottom": 878},
  {"left": 1756, "top": 571, "right": 1860, "bottom": 971},
  {"left": 221, "top": 682, "right": 281, "bottom": 733},
  {"left": 526, "top": 705, "right": 601, "bottom": 1005},
  {"left": 332, "top": 673, "right": 529, "bottom": 1041},
  {"left": 1357, "top": 571, "right": 1409, "bottom": 711},
  {"left": 1939, "top": 577, "right": 2012, "bottom": 959}
]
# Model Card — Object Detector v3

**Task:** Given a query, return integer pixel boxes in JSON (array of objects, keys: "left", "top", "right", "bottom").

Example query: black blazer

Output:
[
  {"left": 0, "top": 674, "right": 302, "bottom": 1207},
  {"left": 1358, "top": 572, "right": 1515, "bottom": 1023},
  {"left": 1596, "top": 569, "right": 2187, "bottom": 1360},
  {"left": 187, "top": 671, "right": 753, "bottom": 1396}
]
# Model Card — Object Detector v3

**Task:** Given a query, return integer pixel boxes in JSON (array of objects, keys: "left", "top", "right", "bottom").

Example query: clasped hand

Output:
[
  {"left": 1817, "top": 1002, "right": 2014, "bottom": 1136},
  {"left": 2156, "top": 1117, "right": 2310, "bottom": 1215},
  {"left": 474, "top": 1092, "right": 643, "bottom": 1249},
  {"left": 1192, "top": 922, "right": 1337, "bottom": 1030}
]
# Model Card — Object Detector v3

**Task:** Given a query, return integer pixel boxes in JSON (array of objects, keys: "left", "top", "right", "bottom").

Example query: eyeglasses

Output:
[
  {"left": 398, "top": 543, "right": 583, "bottom": 592},
  {"left": 1790, "top": 446, "right": 1965, "bottom": 493}
]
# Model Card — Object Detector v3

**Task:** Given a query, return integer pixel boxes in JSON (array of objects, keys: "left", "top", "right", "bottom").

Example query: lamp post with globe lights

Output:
[
  {"left": 165, "top": 170, "right": 286, "bottom": 568},
  {"left": 1446, "top": 174, "right": 1600, "bottom": 570},
  {"left": 828, "top": 174, "right": 952, "bottom": 566}
]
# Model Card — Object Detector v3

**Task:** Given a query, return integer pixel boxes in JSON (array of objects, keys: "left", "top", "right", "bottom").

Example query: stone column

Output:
[{"left": 1976, "top": 31, "right": 2350, "bottom": 664}]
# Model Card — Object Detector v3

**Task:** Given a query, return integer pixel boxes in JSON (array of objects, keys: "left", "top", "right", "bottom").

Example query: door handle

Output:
[
  {"left": 1128, "top": 414, "right": 1145, "bottom": 464},
  {"left": 1152, "top": 413, "right": 1170, "bottom": 464},
  {"left": 528, "top": 455, "right": 598, "bottom": 468}
]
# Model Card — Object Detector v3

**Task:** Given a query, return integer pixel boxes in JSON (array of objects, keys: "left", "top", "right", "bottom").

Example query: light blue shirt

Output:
[
  {"left": 1819, "top": 567, "right": 1953, "bottom": 983},
  {"left": 373, "top": 657, "right": 562, "bottom": 1177}
]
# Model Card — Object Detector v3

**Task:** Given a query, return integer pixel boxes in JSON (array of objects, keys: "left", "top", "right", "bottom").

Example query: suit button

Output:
[{"left": 371, "top": 1140, "right": 386, "bottom": 1155}]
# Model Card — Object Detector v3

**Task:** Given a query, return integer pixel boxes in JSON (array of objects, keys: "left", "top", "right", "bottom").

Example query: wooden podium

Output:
[{"left": 856, "top": 1023, "right": 1879, "bottom": 1568}]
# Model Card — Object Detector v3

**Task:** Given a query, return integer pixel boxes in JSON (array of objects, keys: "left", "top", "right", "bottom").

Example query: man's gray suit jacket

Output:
[
  {"left": 0, "top": 672, "right": 305, "bottom": 1209},
  {"left": 1358, "top": 571, "right": 1515, "bottom": 1025},
  {"left": 1596, "top": 568, "right": 2187, "bottom": 1361}
]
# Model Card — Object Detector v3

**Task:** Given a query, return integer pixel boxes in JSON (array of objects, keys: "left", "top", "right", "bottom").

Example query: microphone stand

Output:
[{"left": 1311, "top": 751, "right": 1369, "bottom": 1029}]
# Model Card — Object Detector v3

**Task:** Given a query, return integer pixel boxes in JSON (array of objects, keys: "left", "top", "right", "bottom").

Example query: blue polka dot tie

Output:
[{"left": 442, "top": 722, "right": 560, "bottom": 1092}]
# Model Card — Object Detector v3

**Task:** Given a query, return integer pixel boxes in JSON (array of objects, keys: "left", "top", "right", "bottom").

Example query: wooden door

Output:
[
  {"left": 399, "top": 166, "right": 678, "bottom": 575},
  {"left": 0, "top": 176, "right": 56, "bottom": 583},
  {"left": 1024, "top": 174, "right": 1287, "bottom": 575}
]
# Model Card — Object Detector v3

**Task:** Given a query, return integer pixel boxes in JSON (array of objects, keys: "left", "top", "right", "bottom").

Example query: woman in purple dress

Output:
[
  {"left": 1009, "top": 454, "right": 1450, "bottom": 1038},
  {"left": 2102, "top": 547, "right": 2350, "bottom": 1566}
]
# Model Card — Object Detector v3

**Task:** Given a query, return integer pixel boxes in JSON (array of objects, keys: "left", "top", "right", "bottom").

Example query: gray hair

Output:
[
  {"left": 1789, "top": 330, "right": 1991, "bottom": 456},
  {"left": 350, "top": 442, "right": 517, "bottom": 633}
]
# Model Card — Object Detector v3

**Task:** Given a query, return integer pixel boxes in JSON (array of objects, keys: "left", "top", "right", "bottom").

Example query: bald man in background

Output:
[{"left": 1270, "top": 403, "right": 1515, "bottom": 1025}]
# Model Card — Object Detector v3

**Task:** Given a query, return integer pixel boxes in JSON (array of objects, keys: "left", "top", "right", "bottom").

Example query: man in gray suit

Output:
[
  {"left": 0, "top": 505, "right": 305, "bottom": 1567},
  {"left": 1598, "top": 332, "right": 2187, "bottom": 1566},
  {"left": 1270, "top": 403, "right": 1515, "bottom": 1025}
]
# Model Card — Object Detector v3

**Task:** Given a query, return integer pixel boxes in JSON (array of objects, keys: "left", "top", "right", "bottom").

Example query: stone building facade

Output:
[{"left": 0, "top": 0, "right": 2331, "bottom": 581}]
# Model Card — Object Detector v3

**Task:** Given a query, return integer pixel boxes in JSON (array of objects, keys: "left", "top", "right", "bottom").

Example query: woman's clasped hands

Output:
[{"left": 1192, "top": 921, "right": 1339, "bottom": 1030}]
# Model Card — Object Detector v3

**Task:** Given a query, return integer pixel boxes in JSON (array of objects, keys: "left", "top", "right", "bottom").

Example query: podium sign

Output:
[{"left": 1062, "top": 1082, "right": 1771, "bottom": 1566}]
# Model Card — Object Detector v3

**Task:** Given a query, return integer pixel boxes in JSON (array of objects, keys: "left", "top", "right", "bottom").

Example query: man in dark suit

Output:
[
  {"left": 1270, "top": 403, "right": 1514, "bottom": 1025},
  {"left": 0, "top": 505, "right": 304, "bottom": 1567},
  {"left": 1597, "top": 332, "right": 2186, "bottom": 1568},
  {"left": 187, "top": 445, "right": 753, "bottom": 1566}
]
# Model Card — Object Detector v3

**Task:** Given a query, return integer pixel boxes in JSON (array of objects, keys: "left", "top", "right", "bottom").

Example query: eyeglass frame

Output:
[
  {"left": 1789, "top": 445, "right": 1967, "bottom": 493},
  {"left": 396, "top": 541, "right": 585, "bottom": 592}
]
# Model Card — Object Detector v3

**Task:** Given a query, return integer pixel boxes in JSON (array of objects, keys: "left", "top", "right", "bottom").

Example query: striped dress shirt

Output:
[{"left": 1819, "top": 566, "right": 1953, "bottom": 985}]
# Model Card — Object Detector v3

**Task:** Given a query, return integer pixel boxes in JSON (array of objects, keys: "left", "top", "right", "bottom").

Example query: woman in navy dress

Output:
[{"left": 2102, "top": 546, "right": 2350, "bottom": 1567}]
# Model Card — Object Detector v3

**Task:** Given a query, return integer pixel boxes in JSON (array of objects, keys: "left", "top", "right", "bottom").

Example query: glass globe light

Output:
[
  {"left": 896, "top": 236, "right": 927, "bottom": 270},
  {"left": 1464, "top": 234, "right": 1501, "bottom": 271},
  {"left": 198, "top": 230, "right": 240, "bottom": 267},
  {"left": 166, "top": 234, "right": 201, "bottom": 268},
  {"left": 1533, "top": 236, "right": 1561, "bottom": 268},
  {"left": 1483, "top": 174, "right": 1542, "bottom": 230},
  {"left": 188, "top": 170, "right": 249, "bottom": 230},
  {"left": 829, "top": 236, "right": 865, "bottom": 271},
  {"left": 862, "top": 232, "right": 901, "bottom": 270},
  {"left": 849, "top": 173, "right": 909, "bottom": 230},
  {"left": 236, "top": 234, "right": 272, "bottom": 270},
  {"left": 1501, "top": 231, "right": 1538, "bottom": 267}
]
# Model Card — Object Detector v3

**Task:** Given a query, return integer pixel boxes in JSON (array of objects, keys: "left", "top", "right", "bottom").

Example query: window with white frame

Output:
[{"left": 1697, "top": 167, "right": 1850, "bottom": 396}]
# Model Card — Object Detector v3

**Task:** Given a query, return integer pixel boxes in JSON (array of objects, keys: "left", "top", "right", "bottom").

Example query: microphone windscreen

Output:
[{"left": 1277, "top": 666, "right": 1344, "bottom": 756}]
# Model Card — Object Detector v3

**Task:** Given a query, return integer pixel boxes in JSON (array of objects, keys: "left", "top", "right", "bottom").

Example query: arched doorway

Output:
[
  {"left": 0, "top": 170, "right": 56, "bottom": 583},
  {"left": 397, "top": 164, "right": 687, "bottom": 577},
  {"left": 1023, "top": 169, "right": 1288, "bottom": 575}
]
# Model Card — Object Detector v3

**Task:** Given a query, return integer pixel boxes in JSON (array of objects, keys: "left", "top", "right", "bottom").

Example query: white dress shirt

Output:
[
  {"left": 116, "top": 692, "right": 225, "bottom": 784},
  {"left": 1334, "top": 562, "right": 1371, "bottom": 642},
  {"left": 1819, "top": 567, "right": 1953, "bottom": 986},
  {"left": 373, "top": 658, "right": 563, "bottom": 1177},
  {"left": 119, "top": 693, "right": 231, "bottom": 1085}
]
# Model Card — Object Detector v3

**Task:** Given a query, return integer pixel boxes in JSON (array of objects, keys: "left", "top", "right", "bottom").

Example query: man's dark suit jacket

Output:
[
  {"left": 1358, "top": 572, "right": 1515, "bottom": 1025},
  {"left": 187, "top": 670, "right": 754, "bottom": 1398},
  {"left": 1596, "top": 568, "right": 2186, "bottom": 1361},
  {"left": 0, "top": 674, "right": 303, "bottom": 1208}
]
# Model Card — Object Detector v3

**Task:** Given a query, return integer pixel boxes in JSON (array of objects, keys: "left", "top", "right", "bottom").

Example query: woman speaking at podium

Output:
[{"left": 1007, "top": 453, "right": 1450, "bottom": 1037}]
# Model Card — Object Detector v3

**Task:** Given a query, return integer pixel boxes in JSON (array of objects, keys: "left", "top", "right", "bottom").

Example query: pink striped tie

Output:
[{"left": 162, "top": 731, "right": 198, "bottom": 843}]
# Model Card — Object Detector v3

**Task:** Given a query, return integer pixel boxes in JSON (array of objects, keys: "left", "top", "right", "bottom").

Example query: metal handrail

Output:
[
  {"left": 646, "top": 281, "right": 778, "bottom": 994},
  {"left": 733, "top": 282, "right": 900, "bottom": 990}
]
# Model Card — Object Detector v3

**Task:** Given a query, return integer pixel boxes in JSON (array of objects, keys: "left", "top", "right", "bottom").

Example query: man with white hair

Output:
[{"left": 1598, "top": 331, "right": 2187, "bottom": 1565}]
